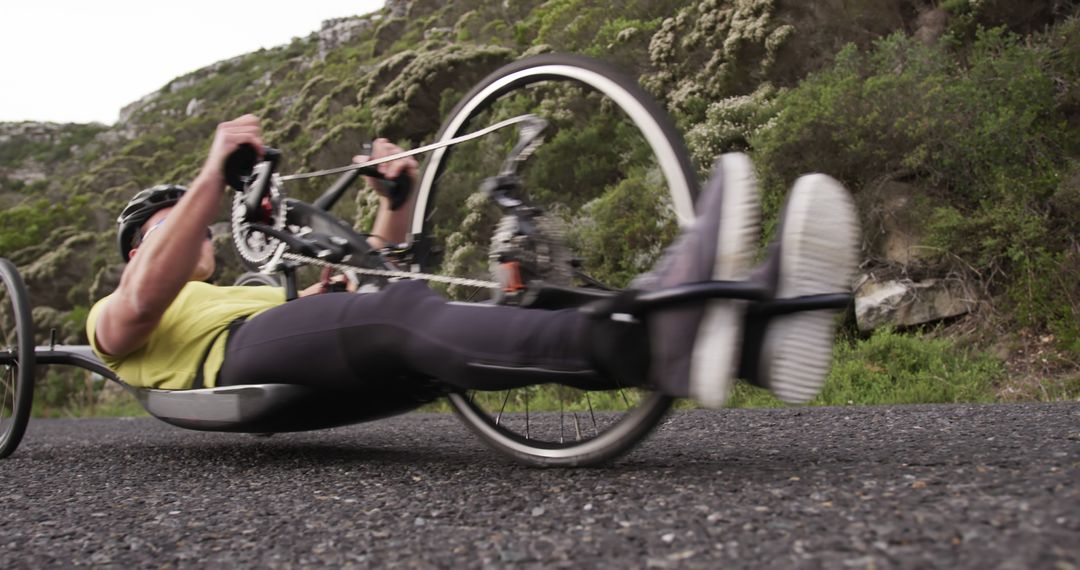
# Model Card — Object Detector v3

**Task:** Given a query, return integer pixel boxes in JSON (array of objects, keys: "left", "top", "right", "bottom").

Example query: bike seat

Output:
[
  {"left": 37, "top": 345, "right": 440, "bottom": 433},
  {"left": 134, "top": 381, "right": 440, "bottom": 433}
]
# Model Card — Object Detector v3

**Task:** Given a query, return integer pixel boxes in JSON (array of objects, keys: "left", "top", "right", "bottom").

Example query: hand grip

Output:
[
  {"left": 224, "top": 144, "right": 280, "bottom": 189},
  {"left": 224, "top": 144, "right": 259, "bottom": 192},
  {"left": 357, "top": 166, "right": 413, "bottom": 211},
  {"left": 223, "top": 145, "right": 281, "bottom": 222}
]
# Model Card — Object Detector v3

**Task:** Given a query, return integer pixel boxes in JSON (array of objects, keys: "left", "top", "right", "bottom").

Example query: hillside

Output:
[{"left": 1, "top": 0, "right": 1077, "bottom": 413}]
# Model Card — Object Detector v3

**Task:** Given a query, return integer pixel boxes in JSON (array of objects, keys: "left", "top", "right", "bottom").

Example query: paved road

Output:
[{"left": 1, "top": 403, "right": 1077, "bottom": 568}]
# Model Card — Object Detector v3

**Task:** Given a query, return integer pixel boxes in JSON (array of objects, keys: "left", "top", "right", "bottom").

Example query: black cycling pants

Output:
[{"left": 217, "top": 280, "right": 635, "bottom": 391}]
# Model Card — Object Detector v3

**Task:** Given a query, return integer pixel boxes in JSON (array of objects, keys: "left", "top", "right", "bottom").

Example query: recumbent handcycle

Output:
[{"left": 0, "top": 54, "right": 851, "bottom": 467}]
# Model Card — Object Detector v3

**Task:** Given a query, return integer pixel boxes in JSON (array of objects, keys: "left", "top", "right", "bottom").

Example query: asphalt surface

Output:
[{"left": 1, "top": 403, "right": 1077, "bottom": 569}]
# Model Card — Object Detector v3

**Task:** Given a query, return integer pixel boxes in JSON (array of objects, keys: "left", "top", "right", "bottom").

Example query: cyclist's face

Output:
[{"left": 131, "top": 207, "right": 216, "bottom": 281}]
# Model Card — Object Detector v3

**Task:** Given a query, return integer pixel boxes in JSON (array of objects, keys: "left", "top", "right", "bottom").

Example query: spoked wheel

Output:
[
  {"left": 0, "top": 258, "right": 35, "bottom": 458},
  {"left": 233, "top": 271, "right": 284, "bottom": 287},
  {"left": 411, "top": 54, "right": 698, "bottom": 466}
]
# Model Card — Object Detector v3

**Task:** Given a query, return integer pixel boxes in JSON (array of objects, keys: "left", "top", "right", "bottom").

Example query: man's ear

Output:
[{"left": 128, "top": 248, "right": 138, "bottom": 260}]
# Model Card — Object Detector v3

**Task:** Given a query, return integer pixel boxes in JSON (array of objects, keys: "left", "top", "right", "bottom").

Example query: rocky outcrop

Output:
[
  {"left": 31, "top": 305, "right": 84, "bottom": 345},
  {"left": 646, "top": 0, "right": 919, "bottom": 125},
  {"left": 317, "top": 17, "right": 376, "bottom": 61},
  {"left": 368, "top": 44, "right": 514, "bottom": 142},
  {"left": 21, "top": 232, "right": 100, "bottom": 310},
  {"left": 88, "top": 263, "right": 124, "bottom": 304},
  {"left": 373, "top": 18, "right": 408, "bottom": 56},
  {"left": 0, "top": 122, "right": 107, "bottom": 189},
  {"left": 855, "top": 276, "right": 977, "bottom": 332},
  {"left": 859, "top": 180, "right": 935, "bottom": 266}
]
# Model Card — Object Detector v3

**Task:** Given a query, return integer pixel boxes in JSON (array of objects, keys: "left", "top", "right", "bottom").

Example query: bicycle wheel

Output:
[
  {"left": 0, "top": 258, "right": 35, "bottom": 459},
  {"left": 233, "top": 271, "right": 284, "bottom": 287},
  {"left": 411, "top": 54, "right": 697, "bottom": 466}
]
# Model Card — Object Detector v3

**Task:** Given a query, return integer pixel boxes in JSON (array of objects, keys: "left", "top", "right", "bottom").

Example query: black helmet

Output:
[{"left": 116, "top": 184, "right": 187, "bottom": 261}]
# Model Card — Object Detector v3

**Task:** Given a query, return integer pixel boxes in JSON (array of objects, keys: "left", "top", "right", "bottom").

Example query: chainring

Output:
[{"left": 231, "top": 176, "right": 288, "bottom": 270}]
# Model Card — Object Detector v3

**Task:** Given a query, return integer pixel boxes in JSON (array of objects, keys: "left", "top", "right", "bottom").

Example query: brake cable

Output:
[
  {"left": 250, "top": 113, "right": 548, "bottom": 290},
  {"left": 280, "top": 252, "right": 501, "bottom": 289},
  {"left": 276, "top": 114, "right": 545, "bottom": 182}
]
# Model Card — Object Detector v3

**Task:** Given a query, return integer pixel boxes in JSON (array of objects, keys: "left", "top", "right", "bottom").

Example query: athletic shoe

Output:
[
  {"left": 634, "top": 153, "right": 760, "bottom": 408},
  {"left": 754, "top": 174, "right": 860, "bottom": 403}
]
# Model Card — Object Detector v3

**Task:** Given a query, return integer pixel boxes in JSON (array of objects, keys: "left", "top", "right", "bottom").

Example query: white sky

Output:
[{"left": 1, "top": 1, "right": 385, "bottom": 124}]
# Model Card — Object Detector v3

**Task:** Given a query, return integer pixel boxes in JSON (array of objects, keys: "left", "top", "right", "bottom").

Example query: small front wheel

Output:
[
  {"left": 233, "top": 272, "right": 284, "bottom": 287},
  {"left": 0, "top": 258, "right": 35, "bottom": 459}
]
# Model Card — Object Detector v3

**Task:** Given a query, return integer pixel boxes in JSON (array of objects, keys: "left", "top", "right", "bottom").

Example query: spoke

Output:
[
  {"left": 611, "top": 374, "right": 632, "bottom": 410},
  {"left": 524, "top": 390, "right": 530, "bottom": 440},
  {"left": 495, "top": 390, "right": 512, "bottom": 426},
  {"left": 462, "top": 285, "right": 485, "bottom": 304},
  {"left": 559, "top": 388, "right": 565, "bottom": 445},
  {"left": 572, "top": 413, "right": 582, "bottom": 441},
  {"left": 2, "top": 366, "right": 12, "bottom": 420},
  {"left": 586, "top": 393, "right": 599, "bottom": 438}
]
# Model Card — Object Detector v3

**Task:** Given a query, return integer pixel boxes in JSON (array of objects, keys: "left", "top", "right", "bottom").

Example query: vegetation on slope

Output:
[{"left": 1, "top": 0, "right": 1077, "bottom": 416}]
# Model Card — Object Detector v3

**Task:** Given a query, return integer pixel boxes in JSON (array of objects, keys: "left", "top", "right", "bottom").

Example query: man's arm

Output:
[
  {"left": 94, "top": 115, "right": 265, "bottom": 357},
  {"left": 357, "top": 138, "right": 420, "bottom": 248}
]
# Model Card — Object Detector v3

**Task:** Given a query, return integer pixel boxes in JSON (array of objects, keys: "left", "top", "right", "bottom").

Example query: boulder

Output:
[
  {"left": 372, "top": 18, "right": 408, "bottom": 57},
  {"left": 368, "top": 44, "right": 514, "bottom": 143},
  {"left": 855, "top": 276, "right": 977, "bottom": 332},
  {"left": 185, "top": 98, "right": 202, "bottom": 117},
  {"left": 859, "top": 179, "right": 932, "bottom": 266},
  {"left": 317, "top": 17, "right": 374, "bottom": 61},
  {"left": 914, "top": 7, "right": 949, "bottom": 44}
]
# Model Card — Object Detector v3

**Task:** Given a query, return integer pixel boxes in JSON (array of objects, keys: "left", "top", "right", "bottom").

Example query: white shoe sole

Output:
[
  {"left": 689, "top": 153, "right": 760, "bottom": 408},
  {"left": 761, "top": 174, "right": 860, "bottom": 404}
]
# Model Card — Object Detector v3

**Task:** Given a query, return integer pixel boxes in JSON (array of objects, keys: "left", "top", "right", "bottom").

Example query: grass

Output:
[
  {"left": 727, "top": 328, "right": 1003, "bottom": 408},
  {"left": 26, "top": 328, "right": 1012, "bottom": 419}
]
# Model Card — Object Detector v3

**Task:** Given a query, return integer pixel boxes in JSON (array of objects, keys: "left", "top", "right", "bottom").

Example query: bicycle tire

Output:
[
  {"left": 411, "top": 54, "right": 697, "bottom": 467},
  {"left": 233, "top": 271, "right": 284, "bottom": 287},
  {"left": 0, "top": 258, "right": 35, "bottom": 459}
]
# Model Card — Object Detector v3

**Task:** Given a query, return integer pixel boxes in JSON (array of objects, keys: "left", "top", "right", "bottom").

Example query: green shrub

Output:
[
  {"left": 754, "top": 28, "right": 1065, "bottom": 202},
  {"left": 750, "top": 23, "right": 1078, "bottom": 349},
  {"left": 0, "top": 195, "right": 87, "bottom": 254},
  {"left": 685, "top": 83, "right": 778, "bottom": 168},
  {"left": 728, "top": 329, "right": 1003, "bottom": 407},
  {"left": 566, "top": 168, "right": 680, "bottom": 288}
]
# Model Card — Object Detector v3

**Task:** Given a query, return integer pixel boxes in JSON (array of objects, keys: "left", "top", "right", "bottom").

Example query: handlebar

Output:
[
  {"left": 223, "top": 144, "right": 282, "bottom": 222},
  {"left": 227, "top": 144, "right": 413, "bottom": 215},
  {"left": 312, "top": 165, "right": 413, "bottom": 212}
]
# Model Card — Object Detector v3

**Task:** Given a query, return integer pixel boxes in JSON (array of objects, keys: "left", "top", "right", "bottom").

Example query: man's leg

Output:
[
  {"left": 217, "top": 280, "right": 646, "bottom": 392},
  {"left": 629, "top": 153, "right": 761, "bottom": 407},
  {"left": 739, "top": 174, "right": 861, "bottom": 403},
  {"left": 219, "top": 152, "right": 760, "bottom": 406},
  {"left": 218, "top": 155, "right": 858, "bottom": 407}
]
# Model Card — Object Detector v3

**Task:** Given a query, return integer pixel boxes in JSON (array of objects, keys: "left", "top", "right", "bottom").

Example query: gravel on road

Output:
[{"left": 1, "top": 403, "right": 1077, "bottom": 568}]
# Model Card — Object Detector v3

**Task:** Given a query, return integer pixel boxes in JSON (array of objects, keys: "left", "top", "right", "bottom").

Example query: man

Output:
[{"left": 87, "top": 115, "right": 859, "bottom": 407}]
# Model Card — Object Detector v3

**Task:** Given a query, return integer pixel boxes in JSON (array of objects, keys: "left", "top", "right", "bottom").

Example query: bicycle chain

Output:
[{"left": 279, "top": 252, "right": 501, "bottom": 289}]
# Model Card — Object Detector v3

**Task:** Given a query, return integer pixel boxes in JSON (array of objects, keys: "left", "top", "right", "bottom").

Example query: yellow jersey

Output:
[{"left": 86, "top": 282, "right": 285, "bottom": 389}]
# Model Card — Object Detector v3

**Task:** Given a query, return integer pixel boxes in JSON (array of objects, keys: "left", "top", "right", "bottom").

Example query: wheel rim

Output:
[
  {"left": 0, "top": 258, "right": 33, "bottom": 456},
  {"left": 412, "top": 57, "right": 695, "bottom": 462},
  {"left": 1, "top": 281, "right": 19, "bottom": 436},
  {"left": 412, "top": 63, "right": 697, "bottom": 235},
  {"left": 0, "top": 362, "right": 15, "bottom": 436},
  {"left": 448, "top": 391, "right": 672, "bottom": 460}
]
